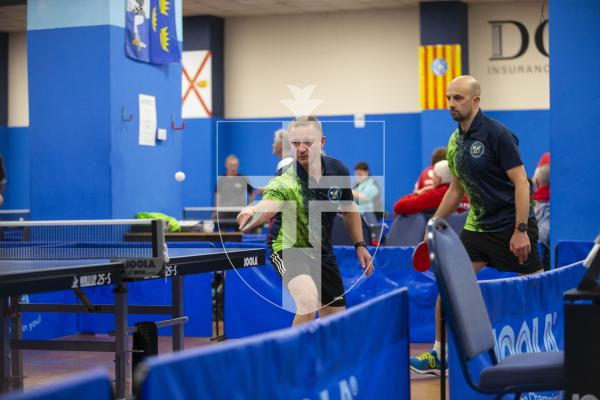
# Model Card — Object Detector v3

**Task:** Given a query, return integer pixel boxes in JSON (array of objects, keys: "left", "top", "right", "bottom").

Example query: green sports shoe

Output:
[{"left": 409, "top": 349, "right": 442, "bottom": 375}]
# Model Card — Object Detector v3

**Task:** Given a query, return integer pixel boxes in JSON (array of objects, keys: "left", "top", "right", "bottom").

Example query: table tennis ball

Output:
[{"left": 175, "top": 171, "right": 186, "bottom": 182}]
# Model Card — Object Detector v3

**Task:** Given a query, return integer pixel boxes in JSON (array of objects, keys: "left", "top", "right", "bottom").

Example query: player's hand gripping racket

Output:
[
  {"left": 412, "top": 241, "right": 431, "bottom": 272},
  {"left": 239, "top": 211, "right": 264, "bottom": 233}
]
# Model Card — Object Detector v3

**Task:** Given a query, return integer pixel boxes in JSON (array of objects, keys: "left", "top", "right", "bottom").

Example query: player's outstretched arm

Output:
[{"left": 237, "top": 199, "right": 282, "bottom": 231}]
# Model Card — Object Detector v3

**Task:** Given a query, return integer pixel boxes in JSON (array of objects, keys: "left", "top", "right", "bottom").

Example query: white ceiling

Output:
[{"left": 0, "top": 0, "right": 542, "bottom": 32}]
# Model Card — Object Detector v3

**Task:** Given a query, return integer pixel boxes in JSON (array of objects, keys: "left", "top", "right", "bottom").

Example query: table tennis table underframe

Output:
[{"left": 0, "top": 248, "right": 265, "bottom": 399}]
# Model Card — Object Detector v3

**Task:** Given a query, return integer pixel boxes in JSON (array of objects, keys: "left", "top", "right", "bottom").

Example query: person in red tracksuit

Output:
[{"left": 394, "top": 160, "right": 468, "bottom": 216}]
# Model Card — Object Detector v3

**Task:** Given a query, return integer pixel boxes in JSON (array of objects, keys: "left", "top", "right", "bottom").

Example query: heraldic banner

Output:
[
  {"left": 126, "top": 0, "right": 181, "bottom": 64},
  {"left": 419, "top": 44, "right": 462, "bottom": 110}
]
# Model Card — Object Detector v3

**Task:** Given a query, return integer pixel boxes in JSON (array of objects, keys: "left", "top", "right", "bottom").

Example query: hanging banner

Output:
[
  {"left": 126, "top": 0, "right": 181, "bottom": 64},
  {"left": 182, "top": 50, "right": 213, "bottom": 118},
  {"left": 419, "top": 44, "right": 462, "bottom": 110}
]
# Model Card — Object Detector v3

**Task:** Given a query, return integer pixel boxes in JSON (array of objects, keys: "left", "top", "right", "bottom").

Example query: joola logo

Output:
[
  {"left": 493, "top": 313, "right": 558, "bottom": 361},
  {"left": 301, "top": 375, "right": 359, "bottom": 400},
  {"left": 243, "top": 256, "right": 258, "bottom": 267}
]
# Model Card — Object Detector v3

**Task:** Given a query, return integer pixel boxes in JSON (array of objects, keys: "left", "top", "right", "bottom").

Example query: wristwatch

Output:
[
  {"left": 515, "top": 222, "right": 528, "bottom": 233},
  {"left": 354, "top": 240, "right": 368, "bottom": 249}
]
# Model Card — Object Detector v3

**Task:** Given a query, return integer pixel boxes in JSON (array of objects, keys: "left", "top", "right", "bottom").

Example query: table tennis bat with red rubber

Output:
[{"left": 412, "top": 241, "right": 431, "bottom": 272}]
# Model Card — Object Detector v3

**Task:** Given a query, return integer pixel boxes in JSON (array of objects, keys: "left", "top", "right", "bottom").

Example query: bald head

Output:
[
  {"left": 449, "top": 75, "right": 481, "bottom": 97},
  {"left": 446, "top": 75, "right": 481, "bottom": 125}
]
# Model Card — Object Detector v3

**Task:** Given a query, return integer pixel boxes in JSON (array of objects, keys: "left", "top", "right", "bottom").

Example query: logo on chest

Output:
[
  {"left": 470, "top": 141, "right": 485, "bottom": 158},
  {"left": 328, "top": 186, "right": 342, "bottom": 202}
]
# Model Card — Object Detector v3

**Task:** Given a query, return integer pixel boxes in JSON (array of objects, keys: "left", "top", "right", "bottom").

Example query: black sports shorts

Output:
[
  {"left": 460, "top": 217, "right": 542, "bottom": 274},
  {"left": 269, "top": 248, "right": 346, "bottom": 308}
]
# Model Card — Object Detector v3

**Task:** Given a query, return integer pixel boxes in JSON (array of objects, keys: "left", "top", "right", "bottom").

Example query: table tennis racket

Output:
[
  {"left": 412, "top": 241, "right": 431, "bottom": 272},
  {"left": 239, "top": 211, "right": 263, "bottom": 233}
]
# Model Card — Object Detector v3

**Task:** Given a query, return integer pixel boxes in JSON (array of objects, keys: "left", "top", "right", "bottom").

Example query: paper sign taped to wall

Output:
[{"left": 139, "top": 94, "right": 157, "bottom": 146}]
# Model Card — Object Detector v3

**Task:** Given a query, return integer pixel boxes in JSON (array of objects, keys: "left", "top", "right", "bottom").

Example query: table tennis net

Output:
[{"left": 0, "top": 219, "right": 167, "bottom": 260}]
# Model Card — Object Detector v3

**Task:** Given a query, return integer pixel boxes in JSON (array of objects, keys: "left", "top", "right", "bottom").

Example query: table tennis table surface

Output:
[{"left": 0, "top": 247, "right": 265, "bottom": 297}]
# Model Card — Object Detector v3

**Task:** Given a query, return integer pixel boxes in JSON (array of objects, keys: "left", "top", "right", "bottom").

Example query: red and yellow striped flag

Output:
[{"left": 419, "top": 44, "right": 462, "bottom": 110}]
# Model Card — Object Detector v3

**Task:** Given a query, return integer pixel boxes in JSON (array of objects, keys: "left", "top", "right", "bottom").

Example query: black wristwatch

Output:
[
  {"left": 354, "top": 240, "right": 368, "bottom": 249},
  {"left": 515, "top": 222, "right": 528, "bottom": 233}
]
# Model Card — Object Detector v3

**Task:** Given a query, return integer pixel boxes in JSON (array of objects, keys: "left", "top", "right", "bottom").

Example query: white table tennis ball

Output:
[{"left": 175, "top": 171, "right": 186, "bottom": 182}]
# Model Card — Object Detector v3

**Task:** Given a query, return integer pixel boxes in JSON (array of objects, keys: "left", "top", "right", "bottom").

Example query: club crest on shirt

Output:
[
  {"left": 470, "top": 141, "right": 485, "bottom": 158},
  {"left": 328, "top": 186, "right": 341, "bottom": 202}
]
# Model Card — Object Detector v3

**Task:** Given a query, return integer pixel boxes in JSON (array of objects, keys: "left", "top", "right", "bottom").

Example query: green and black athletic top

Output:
[
  {"left": 447, "top": 109, "right": 533, "bottom": 232},
  {"left": 264, "top": 156, "right": 353, "bottom": 254}
]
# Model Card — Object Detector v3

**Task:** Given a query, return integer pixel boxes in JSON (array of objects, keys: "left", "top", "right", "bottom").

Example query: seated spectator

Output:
[
  {"left": 352, "top": 162, "right": 381, "bottom": 223},
  {"left": 394, "top": 160, "right": 468, "bottom": 216},
  {"left": 273, "top": 128, "right": 294, "bottom": 171},
  {"left": 533, "top": 154, "right": 550, "bottom": 245},
  {"left": 414, "top": 147, "right": 447, "bottom": 194}
]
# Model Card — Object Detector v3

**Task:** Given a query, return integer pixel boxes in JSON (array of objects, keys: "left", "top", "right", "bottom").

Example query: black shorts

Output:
[
  {"left": 269, "top": 248, "right": 346, "bottom": 307},
  {"left": 460, "top": 218, "right": 542, "bottom": 274}
]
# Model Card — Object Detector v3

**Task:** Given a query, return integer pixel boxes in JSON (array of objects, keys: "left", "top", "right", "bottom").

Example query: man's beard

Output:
[{"left": 450, "top": 109, "right": 466, "bottom": 122}]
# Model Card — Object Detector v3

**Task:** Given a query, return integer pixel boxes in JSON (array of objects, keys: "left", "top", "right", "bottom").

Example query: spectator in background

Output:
[
  {"left": 0, "top": 153, "right": 5, "bottom": 207},
  {"left": 352, "top": 162, "right": 381, "bottom": 224},
  {"left": 414, "top": 147, "right": 447, "bottom": 194},
  {"left": 215, "top": 155, "right": 255, "bottom": 225},
  {"left": 533, "top": 154, "right": 550, "bottom": 245},
  {"left": 273, "top": 129, "right": 294, "bottom": 171},
  {"left": 394, "top": 160, "right": 468, "bottom": 216}
]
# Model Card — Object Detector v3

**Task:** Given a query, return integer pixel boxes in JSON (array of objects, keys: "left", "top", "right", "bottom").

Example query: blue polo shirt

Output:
[{"left": 447, "top": 109, "right": 534, "bottom": 232}]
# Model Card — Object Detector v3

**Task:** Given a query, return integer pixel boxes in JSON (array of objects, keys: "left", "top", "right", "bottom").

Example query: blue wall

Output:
[
  {"left": 181, "top": 118, "right": 217, "bottom": 209},
  {"left": 549, "top": 0, "right": 600, "bottom": 243},
  {"left": 0, "top": 127, "right": 29, "bottom": 209},
  {"left": 108, "top": 26, "right": 184, "bottom": 219},
  {"left": 28, "top": 26, "right": 113, "bottom": 219},
  {"left": 26, "top": 20, "right": 184, "bottom": 219}
]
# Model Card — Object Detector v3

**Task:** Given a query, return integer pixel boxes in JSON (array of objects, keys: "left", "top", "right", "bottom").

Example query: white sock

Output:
[{"left": 433, "top": 341, "right": 447, "bottom": 357}]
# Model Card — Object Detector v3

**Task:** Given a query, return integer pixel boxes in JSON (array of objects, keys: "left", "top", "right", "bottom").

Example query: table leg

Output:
[
  {"left": 9, "top": 297, "right": 22, "bottom": 390},
  {"left": 0, "top": 297, "right": 10, "bottom": 393},
  {"left": 172, "top": 275, "right": 184, "bottom": 351},
  {"left": 114, "top": 283, "right": 130, "bottom": 399}
]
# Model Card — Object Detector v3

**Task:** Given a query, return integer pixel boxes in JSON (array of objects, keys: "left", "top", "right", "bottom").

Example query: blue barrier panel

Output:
[
  {"left": 555, "top": 240, "right": 593, "bottom": 268},
  {"left": 138, "top": 287, "right": 410, "bottom": 400},
  {"left": 448, "top": 262, "right": 585, "bottom": 399},
  {"left": 225, "top": 245, "right": 515, "bottom": 341},
  {"left": 78, "top": 274, "right": 212, "bottom": 337},
  {"left": 21, "top": 291, "right": 77, "bottom": 340},
  {"left": 0, "top": 368, "right": 112, "bottom": 400}
]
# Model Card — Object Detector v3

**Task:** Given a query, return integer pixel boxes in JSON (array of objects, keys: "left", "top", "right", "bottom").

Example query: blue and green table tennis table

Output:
[{"left": 0, "top": 219, "right": 265, "bottom": 398}]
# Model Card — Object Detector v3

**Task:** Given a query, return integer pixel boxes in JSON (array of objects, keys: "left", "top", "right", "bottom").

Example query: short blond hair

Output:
[{"left": 287, "top": 115, "right": 323, "bottom": 136}]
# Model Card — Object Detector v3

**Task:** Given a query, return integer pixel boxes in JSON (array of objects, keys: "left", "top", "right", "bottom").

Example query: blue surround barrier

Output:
[{"left": 138, "top": 287, "right": 410, "bottom": 400}]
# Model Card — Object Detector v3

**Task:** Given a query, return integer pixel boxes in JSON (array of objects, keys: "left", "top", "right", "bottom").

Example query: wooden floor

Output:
[{"left": 14, "top": 336, "right": 443, "bottom": 399}]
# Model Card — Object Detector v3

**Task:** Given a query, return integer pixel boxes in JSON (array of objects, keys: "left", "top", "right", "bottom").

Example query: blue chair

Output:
[
  {"left": 331, "top": 213, "right": 372, "bottom": 245},
  {"left": 383, "top": 213, "right": 427, "bottom": 246},
  {"left": 427, "top": 217, "right": 564, "bottom": 399},
  {"left": 445, "top": 211, "right": 468, "bottom": 236},
  {"left": 0, "top": 369, "right": 113, "bottom": 400}
]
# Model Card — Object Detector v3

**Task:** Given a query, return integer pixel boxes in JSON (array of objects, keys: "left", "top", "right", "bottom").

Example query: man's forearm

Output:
[
  {"left": 341, "top": 204, "right": 365, "bottom": 243},
  {"left": 247, "top": 199, "right": 281, "bottom": 224},
  {"left": 433, "top": 187, "right": 463, "bottom": 219},
  {"left": 514, "top": 179, "right": 530, "bottom": 225}
]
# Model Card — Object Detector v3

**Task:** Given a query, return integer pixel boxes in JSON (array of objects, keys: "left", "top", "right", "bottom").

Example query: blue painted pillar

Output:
[
  {"left": 549, "top": 0, "right": 600, "bottom": 244},
  {"left": 180, "top": 16, "right": 224, "bottom": 208},
  {"left": 0, "top": 32, "right": 7, "bottom": 126},
  {"left": 418, "top": 1, "right": 469, "bottom": 169},
  {"left": 27, "top": 0, "right": 183, "bottom": 219}
]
